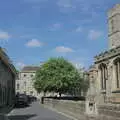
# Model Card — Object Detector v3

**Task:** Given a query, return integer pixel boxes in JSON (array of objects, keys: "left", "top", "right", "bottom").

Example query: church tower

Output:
[{"left": 108, "top": 4, "right": 120, "bottom": 49}]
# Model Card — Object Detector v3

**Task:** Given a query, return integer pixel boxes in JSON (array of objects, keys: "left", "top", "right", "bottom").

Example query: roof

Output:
[
  {"left": 0, "top": 47, "right": 17, "bottom": 75},
  {"left": 94, "top": 45, "right": 120, "bottom": 63},
  {"left": 21, "top": 66, "right": 40, "bottom": 72}
]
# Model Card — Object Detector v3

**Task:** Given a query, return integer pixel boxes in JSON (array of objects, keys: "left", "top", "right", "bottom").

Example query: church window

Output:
[
  {"left": 114, "top": 58, "right": 120, "bottom": 88},
  {"left": 111, "top": 19, "right": 114, "bottom": 32},
  {"left": 99, "top": 63, "right": 108, "bottom": 90}
]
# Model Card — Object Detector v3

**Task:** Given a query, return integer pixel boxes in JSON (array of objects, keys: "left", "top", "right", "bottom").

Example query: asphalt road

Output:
[{"left": 6, "top": 102, "right": 73, "bottom": 120}]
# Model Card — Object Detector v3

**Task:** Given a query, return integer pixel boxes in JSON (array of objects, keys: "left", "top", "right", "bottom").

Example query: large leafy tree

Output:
[{"left": 34, "top": 57, "right": 85, "bottom": 96}]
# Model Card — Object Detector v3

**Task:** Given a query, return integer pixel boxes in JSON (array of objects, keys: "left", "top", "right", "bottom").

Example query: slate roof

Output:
[
  {"left": 0, "top": 47, "right": 17, "bottom": 75},
  {"left": 21, "top": 66, "right": 40, "bottom": 72},
  {"left": 94, "top": 45, "right": 120, "bottom": 63}
]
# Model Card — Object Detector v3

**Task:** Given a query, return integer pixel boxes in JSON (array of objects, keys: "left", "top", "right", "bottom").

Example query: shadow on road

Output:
[
  {"left": 14, "top": 104, "right": 31, "bottom": 109},
  {"left": 8, "top": 114, "right": 37, "bottom": 120}
]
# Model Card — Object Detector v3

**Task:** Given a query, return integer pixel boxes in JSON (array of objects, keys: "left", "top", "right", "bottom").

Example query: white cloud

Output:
[
  {"left": 75, "top": 27, "right": 82, "bottom": 32},
  {"left": 88, "top": 30, "right": 103, "bottom": 40},
  {"left": 57, "top": 0, "right": 73, "bottom": 8},
  {"left": 49, "top": 23, "right": 62, "bottom": 31},
  {"left": 0, "top": 31, "right": 10, "bottom": 40},
  {"left": 55, "top": 46, "right": 74, "bottom": 53},
  {"left": 26, "top": 39, "right": 43, "bottom": 47},
  {"left": 57, "top": 0, "right": 76, "bottom": 13},
  {"left": 16, "top": 62, "right": 26, "bottom": 69}
]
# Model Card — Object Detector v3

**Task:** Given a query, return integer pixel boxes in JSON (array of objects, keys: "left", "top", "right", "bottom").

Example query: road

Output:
[{"left": 6, "top": 102, "right": 73, "bottom": 120}]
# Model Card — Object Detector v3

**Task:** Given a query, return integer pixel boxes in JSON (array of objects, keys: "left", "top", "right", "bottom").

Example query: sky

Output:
[{"left": 0, "top": 0, "right": 120, "bottom": 70}]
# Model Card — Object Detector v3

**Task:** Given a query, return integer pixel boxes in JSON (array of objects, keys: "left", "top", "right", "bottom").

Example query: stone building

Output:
[
  {"left": 16, "top": 66, "right": 41, "bottom": 98},
  {"left": 0, "top": 48, "right": 17, "bottom": 112},
  {"left": 88, "top": 4, "right": 120, "bottom": 105}
]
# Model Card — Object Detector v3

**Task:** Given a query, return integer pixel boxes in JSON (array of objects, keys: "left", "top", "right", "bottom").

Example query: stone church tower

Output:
[{"left": 108, "top": 4, "right": 120, "bottom": 49}]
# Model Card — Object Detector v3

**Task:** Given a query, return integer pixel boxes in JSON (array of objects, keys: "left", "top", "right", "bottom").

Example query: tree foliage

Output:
[{"left": 33, "top": 57, "right": 87, "bottom": 95}]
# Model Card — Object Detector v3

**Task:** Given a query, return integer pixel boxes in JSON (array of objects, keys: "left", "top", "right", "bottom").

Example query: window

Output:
[
  {"left": 111, "top": 19, "right": 115, "bottom": 32},
  {"left": 31, "top": 74, "right": 33, "bottom": 77},
  {"left": 17, "top": 83, "right": 20, "bottom": 90},
  {"left": 24, "top": 74, "right": 26, "bottom": 77},
  {"left": 114, "top": 58, "right": 120, "bottom": 88},
  {"left": 99, "top": 63, "right": 108, "bottom": 90}
]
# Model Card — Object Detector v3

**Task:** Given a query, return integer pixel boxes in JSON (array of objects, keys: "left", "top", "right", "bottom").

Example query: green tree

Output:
[{"left": 34, "top": 57, "right": 86, "bottom": 96}]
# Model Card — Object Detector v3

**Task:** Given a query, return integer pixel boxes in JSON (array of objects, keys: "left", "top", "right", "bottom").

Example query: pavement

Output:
[{"left": 1, "top": 101, "right": 75, "bottom": 120}]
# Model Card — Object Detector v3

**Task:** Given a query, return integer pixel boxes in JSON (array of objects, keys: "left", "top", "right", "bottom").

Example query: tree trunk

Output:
[
  {"left": 59, "top": 92, "right": 61, "bottom": 97},
  {"left": 43, "top": 92, "right": 46, "bottom": 97}
]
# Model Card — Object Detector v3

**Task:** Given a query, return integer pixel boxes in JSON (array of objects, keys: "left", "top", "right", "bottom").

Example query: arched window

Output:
[
  {"left": 114, "top": 58, "right": 120, "bottom": 88},
  {"left": 99, "top": 63, "right": 108, "bottom": 90}
]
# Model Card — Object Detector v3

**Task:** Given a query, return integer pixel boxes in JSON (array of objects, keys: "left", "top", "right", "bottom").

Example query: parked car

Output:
[
  {"left": 15, "top": 94, "right": 29, "bottom": 106},
  {"left": 26, "top": 95, "right": 37, "bottom": 103}
]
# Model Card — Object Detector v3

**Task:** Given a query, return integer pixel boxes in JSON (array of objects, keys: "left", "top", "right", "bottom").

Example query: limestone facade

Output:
[
  {"left": 94, "top": 46, "right": 120, "bottom": 104},
  {"left": 89, "top": 4, "right": 120, "bottom": 105},
  {"left": 16, "top": 66, "right": 42, "bottom": 98}
]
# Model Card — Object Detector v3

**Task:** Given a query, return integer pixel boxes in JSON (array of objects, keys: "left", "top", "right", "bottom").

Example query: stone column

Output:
[
  {"left": 118, "top": 61, "right": 120, "bottom": 88},
  {"left": 112, "top": 64, "right": 116, "bottom": 90},
  {"left": 97, "top": 69, "right": 101, "bottom": 92},
  {"left": 102, "top": 67, "right": 105, "bottom": 89},
  {"left": 106, "top": 65, "right": 112, "bottom": 103}
]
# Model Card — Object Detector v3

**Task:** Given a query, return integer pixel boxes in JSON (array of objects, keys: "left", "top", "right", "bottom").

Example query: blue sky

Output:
[{"left": 0, "top": 0, "right": 119, "bottom": 69}]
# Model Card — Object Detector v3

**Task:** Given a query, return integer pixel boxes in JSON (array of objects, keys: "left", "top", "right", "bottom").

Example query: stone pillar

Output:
[
  {"left": 112, "top": 64, "right": 116, "bottom": 90},
  {"left": 97, "top": 69, "right": 101, "bottom": 92},
  {"left": 102, "top": 67, "right": 105, "bottom": 89},
  {"left": 106, "top": 65, "right": 112, "bottom": 103},
  {"left": 117, "top": 62, "right": 120, "bottom": 87}
]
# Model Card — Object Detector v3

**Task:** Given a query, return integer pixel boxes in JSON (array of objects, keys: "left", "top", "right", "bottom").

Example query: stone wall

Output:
[
  {"left": 43, "top": 98, "right": 120, "bottom": 120},
  {"left": 43, "top": 98, "right": 87, "bottom": 120},
  {"left": 97, "top": 104, "right": 120, "bottom": 120}
]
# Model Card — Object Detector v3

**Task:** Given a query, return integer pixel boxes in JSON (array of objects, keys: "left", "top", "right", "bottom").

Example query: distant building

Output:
[
  {"left": 0, "top": 47, "right": 17, "bottom": 113},
  {"left": 16, "top": 66, "right": 40, "bottom": 98}
]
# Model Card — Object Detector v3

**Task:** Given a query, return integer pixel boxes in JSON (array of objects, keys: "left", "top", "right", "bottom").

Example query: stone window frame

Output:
[
  {"left": 111, "top": 19, "right": 115, "bottom": 33},
  {"left": 23, "top": 74, "right": 27, "bottom": 77},
  {"left": 99, "top": 63, "right": 108, "bottom": 90},
  {"left": 113, "top": 58, "right": 120, "bottom": 88}
]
